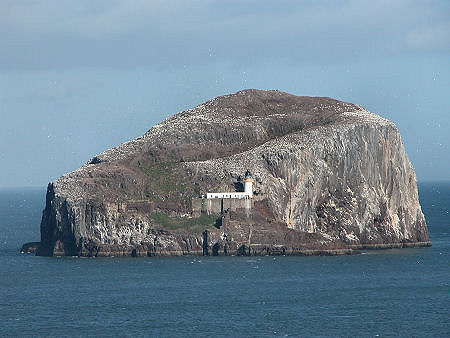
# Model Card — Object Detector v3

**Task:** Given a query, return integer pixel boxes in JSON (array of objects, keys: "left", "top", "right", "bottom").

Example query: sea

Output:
[{"left": 0, "top": 183, "right": 449, "bottom": 337}]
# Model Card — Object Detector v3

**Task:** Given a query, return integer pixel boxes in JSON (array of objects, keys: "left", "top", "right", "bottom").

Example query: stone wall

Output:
[{"left": 192, "top": 197, "right": 254, "bottom": 216}]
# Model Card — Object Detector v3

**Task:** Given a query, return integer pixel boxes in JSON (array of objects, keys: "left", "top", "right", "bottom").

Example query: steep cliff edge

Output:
[{"left": 34, "top": 89, "right": 430, "bottom": 257}]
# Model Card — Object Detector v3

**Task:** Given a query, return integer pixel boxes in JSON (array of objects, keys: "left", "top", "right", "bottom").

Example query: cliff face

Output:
[{"left": 36, "top": 90, "right": 430, "bottom": 257}]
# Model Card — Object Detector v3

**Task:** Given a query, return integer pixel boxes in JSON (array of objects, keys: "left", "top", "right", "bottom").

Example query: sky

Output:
[{"left": 0, "top": 0, "right": 449, "bottom": 187}]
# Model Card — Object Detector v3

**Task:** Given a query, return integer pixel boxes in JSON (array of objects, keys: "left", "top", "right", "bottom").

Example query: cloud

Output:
[
  {"left": 0, "top": 0, "right": 449, "bottom": 70},
  {"left": 407, "top": 21, "right": 450, "bottom": 50}
]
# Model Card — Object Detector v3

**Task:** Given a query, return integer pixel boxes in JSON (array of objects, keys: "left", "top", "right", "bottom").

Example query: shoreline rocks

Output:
[{"left": 20, "top": 242, "right": 40, "bottom": 254}]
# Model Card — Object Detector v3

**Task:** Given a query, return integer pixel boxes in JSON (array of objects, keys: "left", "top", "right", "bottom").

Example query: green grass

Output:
[
  {"left": 140, "top": 162, "right": 190, "bottom": 199},
  {"left": 150, "top": 212, "right": 220, "bottom": 234}
]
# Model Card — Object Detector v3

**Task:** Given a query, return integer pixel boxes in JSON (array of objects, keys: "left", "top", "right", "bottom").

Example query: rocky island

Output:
[{"left": 27, "top": 89, "right": 430, "bottom": 257}]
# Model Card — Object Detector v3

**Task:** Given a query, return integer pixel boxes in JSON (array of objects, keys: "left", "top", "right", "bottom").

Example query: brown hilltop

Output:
[{"left": 89, "top": 89, "right": 360, "bottom": 165}]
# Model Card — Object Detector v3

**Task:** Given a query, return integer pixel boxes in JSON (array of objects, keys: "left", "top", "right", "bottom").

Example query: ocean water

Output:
[{"left": 0, "top": 183, "right": 448, "bottom": 337}]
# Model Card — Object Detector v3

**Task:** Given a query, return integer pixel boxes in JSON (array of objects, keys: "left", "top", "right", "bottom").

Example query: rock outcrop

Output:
[
  {"left": 33, "top": 89, "right": 430, "bottom": 257},
  {"left": 20, "top": 242, "right": 40, "bottom": 254}
]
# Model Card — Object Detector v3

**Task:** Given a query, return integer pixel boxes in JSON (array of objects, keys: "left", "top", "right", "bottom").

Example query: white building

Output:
[{"left": 205, "top": 170, "right": 254, "bottom": 199}]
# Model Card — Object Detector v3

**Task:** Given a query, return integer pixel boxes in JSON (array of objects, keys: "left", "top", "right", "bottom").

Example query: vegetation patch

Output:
[
  {"left": 140, "top": 162, "right": 192, "bottom": 200},
  {"left": 150, "top": 212, "right": 220, "bottom": 234}
]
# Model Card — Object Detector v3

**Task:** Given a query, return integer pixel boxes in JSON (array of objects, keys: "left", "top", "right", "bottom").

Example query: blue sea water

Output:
[{"left": 0, "top": 183, "right": 449, "bottom": 337}]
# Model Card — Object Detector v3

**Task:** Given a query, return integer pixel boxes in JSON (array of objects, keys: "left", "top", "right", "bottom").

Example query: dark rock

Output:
[{"left": 20, "top": 242, "right": 40, "bottom": 254}]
